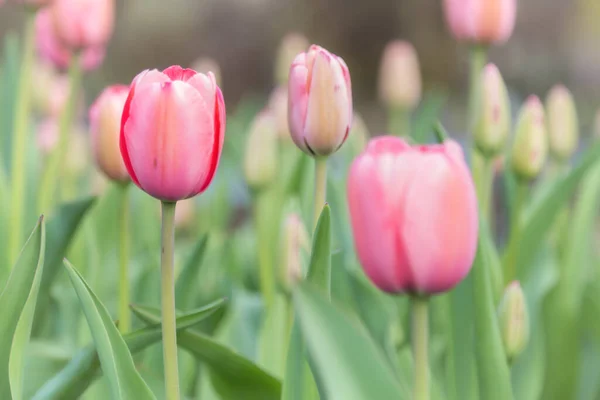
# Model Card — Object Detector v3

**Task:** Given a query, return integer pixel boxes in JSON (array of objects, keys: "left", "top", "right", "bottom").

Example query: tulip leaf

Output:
[
  {"left": 411, "top": 90, "right": 447, "bottom": 144},
  {"left": 292, "top": 282, "right": 406, "bottom": 400},
  {"left": 307, "top": 204, "right": 331, "bottom": 296},
  {"left": 0, "top": 216, "right": 45, "bottom": 400},
  {"left": 62, "top": 259, "right": 155, "bottom": 400},
  {"left": 472, "top": 223, "right": 514, "bottom": 400},
  {"left": 131, "top": 304, "right": 282, "bottom": 400},
  {"left": 32, "top": 299, "right": 225, "bottom": 400}
]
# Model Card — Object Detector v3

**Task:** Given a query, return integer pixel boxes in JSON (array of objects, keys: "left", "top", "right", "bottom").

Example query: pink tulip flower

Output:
[
  {"left": 120, "top": 65, "right": 226, "bottom": 202},
  {"left": 443, "top": 0, "right": 517, "bottom": 44},
  {"left": 288, "top": 45, "right": 352, "bottom": 157},
  {"left": 51, "top": 0, "right": 114, "bottom": 50},
  {"left": 347, "top": 136, "right": 479, "bottom": 295}
]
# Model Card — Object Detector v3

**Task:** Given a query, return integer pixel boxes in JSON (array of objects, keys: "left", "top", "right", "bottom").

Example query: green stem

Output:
[
  {"left": 313, "top": 158, "right": 327, "bottom": 229},
  {"left": 8, "top": 10, "right": 37, "bottom": 266},
  {"left": 161, "top": 201, "right": 180, "bottom": 400},
  {"left": 118, "top": 183, "right": 131, "bottom": 333},
  {"left": 411, "top": 296, "right": 429, "bottom": 400},
  {"left": 388, "top": 107, "right": 410, "bottom": 137},
  {"left": 505, "top": 181, "right": 529, "bottom": 283},
  {"left": 255, "top": 191, "right": 275, "bottom": 309},
  {"left": 467, "top": 45, "right": 488, "bottom": 132},
  {"left": 477, "top": 157, "right": 494, "bottom": 223},
  {"left": 38, "top": 52, "right": 83, "bottom": 214}
]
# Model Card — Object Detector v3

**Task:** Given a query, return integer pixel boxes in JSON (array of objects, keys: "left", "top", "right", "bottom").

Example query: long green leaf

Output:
[
  {"left": 307, "top": 204, "right": 331, "bottom": 297},
  {"left": 0, "top": 216, "right": 45, "bottom": 399},
  {"left": 63, "top": 259, "right": 155, "bottom": 400},
  {"left": 293, "top": 283, "right": 405, "bottom": 400},
  {"left": 131, "top": 305, "right": 282, "bottom": 400},
  {"left": 32, "top": 299, "right": 225, "bottom": 400}
]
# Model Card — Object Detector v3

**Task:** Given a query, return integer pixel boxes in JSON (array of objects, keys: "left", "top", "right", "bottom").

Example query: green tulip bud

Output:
[
  {"left": 474, "top": 64, "right": 511, "bottom": 157},
  {"left": 546, "top": 85, "right": 578, "bottom": 161},
  {"left": 511, "top": 96, "right": 548, "bottom": 180},
  {"left": 244, "top": 110, "right": 278, "bottom": 190},
  {"left": 497, "top": 281, "right": 529, "bottom": 362}
]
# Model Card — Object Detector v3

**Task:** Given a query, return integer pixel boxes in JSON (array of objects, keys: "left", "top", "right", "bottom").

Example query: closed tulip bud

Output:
[
  {"left": 497, "top": 281, "right": 529, "bottom": 361},
  {"left": 545, "top": 85, "right": 579, "bottom": 161},
  {"left": 348, "top": 137, "right": 478, "bottom": 295},
  {"left": 275, "top": 33, "right": 309, "bottom": 86},
  {"left": 51, "top": 0, "right": 115, "bottom": 50},
  {"left": 348, "top": 114, "right": 369, "bottom": 155},
  {"left": 443, "top": 0, "right": 517, "bottom": 44},
  {"left": 89, "top": 85, "right": 130, "bottom": 182},
  {"left": 474, "top": 64, "right": 511, "bottom": 157},
  {"left": 191, "top": 57, "right": 222, "bottom": 87},
  {"left": 378, "top": 40, "right": 422, "bottom": 111},
  {"left": 244, "top": 110, "right": 278, "bottom": 190},
  {"left": 511, "top": 96, "right": 548, "bottom": 180},
  {"left": 288, "top": 45, "right": 353, "bottom": 157},
  {"left": 268, "top": 86, "right": 291, "bottom": 141},
  {"left": 174, "top": 198, "right": 196, "bottom": 230},
  {"left": 36, "top": 9, "right": 105, "bottom": 71},
  {"left": 120, "top": 66, "right": 226, "bottom": 202},
  {"left": 280, "top": 213, "right": 310, "bottom": 290}
]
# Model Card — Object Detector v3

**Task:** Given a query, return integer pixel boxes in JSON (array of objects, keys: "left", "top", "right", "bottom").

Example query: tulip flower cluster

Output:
[{"left": 1, "top": 1, "right": 599, "bottom": 400}]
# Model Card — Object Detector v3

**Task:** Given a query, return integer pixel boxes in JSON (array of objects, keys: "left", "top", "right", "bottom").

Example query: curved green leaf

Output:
[
  {"left": 63, "top": 259, "right": 154, "bottom": 400},
  {"left": 307, "top": 204, "right": 331, "bottom": 297},
  {"left": 131, "top": 304, "right": 282, "bottom": 400},
  {"left": 0, "top": 216, "right": 45, "bottom": 399}
]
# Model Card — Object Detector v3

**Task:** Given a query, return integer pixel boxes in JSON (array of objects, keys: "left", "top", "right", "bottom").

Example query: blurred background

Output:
[{"left": 2, "top": 0, "right": 600, "bottom": 135}]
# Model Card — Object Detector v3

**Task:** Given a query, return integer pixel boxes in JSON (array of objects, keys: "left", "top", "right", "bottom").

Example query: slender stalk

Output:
[
  {"left": 255, "top": 190, "right": 275, "bottom": 309},
  {"left": 476, "top": 157, "right": 494, "bottom": 222},
  {"left": 313, "top": 158, "right": 327, "bottom": 228},
  {"left": 8, "top": 10, "right": 37, "bottom": 266},
  {"left": 467, "top": 45, "right": 488, "bottom": 131},
  {"left": 411, "top": 296, "right": 429, "bottom": 400},
  {"left": 389, "top": 107, "right": 410, "bottom": 137},
  {"left": 505, "top": 181, "right": 529, "bottom": 283},
  {"left": 38, "top": 53, "right": 83, "bottom": 214},
  {"left": 118, "top": 183, "right": 131, "bottom": 333},
  {"left": 161, "top": 201, "right": 180, "bottom": 400}
]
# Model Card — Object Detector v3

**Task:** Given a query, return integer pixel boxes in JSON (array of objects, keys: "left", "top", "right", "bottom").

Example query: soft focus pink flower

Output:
[
  {"left": 36, "top": 9, "right": 105, "bottom": 71},
  {"left": 120, "top": 65, "right": 226, "bottom": 202},
  {"left": 443, "top": 0, "right": 517, "bottom": 44},
  {"left": 347, "top": 136, "right": 479, "bottom": 295},
  {"left": 37, "top": 119, "right": 59, "bottom": 155},
  {"left": 288, "top": 45, "right": 352, "bottom": 157},
  {"left": 89, "top": 85, "right": 130, "bottom": 182},
  {"left": 378, "top": 40, "right": 422, "bottom": 110},
  {"left": 51, "top": 0, "right": 114, "bottom": 50}
]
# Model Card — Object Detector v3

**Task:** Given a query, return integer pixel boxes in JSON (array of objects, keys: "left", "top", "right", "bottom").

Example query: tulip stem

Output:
[
  {"left": 8, "top": 10, "right": 37, "bottom": 267},
  {"left": 468, "top": 45, "right": 488, "bottom": 131},
  {"left": 477, "top": 157, "right": 494, "bottom": 223},
  {"left": 38, "top": 52, "right": 83, "bottom": 214},
  {"left": 505, "top": 181, "right": 528, "bottom": 282},
  {"left": 255, "top": 191, "right": 275, "bottom": 309},
  {"left": 389, "top": 107, "right": 410, "bottom": 137},
  {"left": 118, "top": 183, "right": 131, "bottom": 333},
  {"left": 313, "top": 158, "right": 328, "bottom": 228},
  {"left": 161, "top": 201, "right": 180, "bottom": 400},
  {"left": 411, "top": 296, "right": 430, "bottom": 400}
]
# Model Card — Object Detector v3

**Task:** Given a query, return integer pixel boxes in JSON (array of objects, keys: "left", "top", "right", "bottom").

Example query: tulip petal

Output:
[
  {"left": 287, "top": 62, "right": 310, "bottom": 152},
  {"left": 163, "top": 65, "right": 198, "bottom": 82}
]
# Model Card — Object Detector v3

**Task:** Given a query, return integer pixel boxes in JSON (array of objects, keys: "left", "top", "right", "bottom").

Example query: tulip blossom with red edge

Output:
[
  {"left": 288, "top": 45, "right": 352, "bottom": 157},
  {"left": 120, "top": 65, "right": 226, "bottom": 202},
  {"left": 443, "top": 0, "right": 517, "bottom": 44},
  {"left": 347, "top": 136, "right": 479, "bottom": 295},
  {"left": 36, "top": 9, "right": 105, "bottom": 71},
  {"left": 51, "top": 0, "right": 115, "bottom": 50},
  {"left": 90, "top": 85, "right": 130, "bottom": 182}
]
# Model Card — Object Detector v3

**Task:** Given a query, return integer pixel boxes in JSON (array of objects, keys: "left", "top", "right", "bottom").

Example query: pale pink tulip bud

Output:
[
  {"left": 120, "top": 65, "right": 226, "bottom": 202},
  {"left": 191, "top": 57, "right": 222, "bottom": 87},
  {"left": 378, "top": 40, "right": 422, "bottom": 111},
  {"left": 497, "top": 281, "right": 529, "bottom": 361},
  {"left": 474, "top": 64, "right": 511, "bottom": 157},
  {"left": 51, "top": 0, "right": 115, "bottom": 50},
  {"left": 275, "top": 33, "right": 309, "bottom": 86},
  {"left": 268, "top": 86, "right": 291, "bottom": 141},
  {"left": 280, "top": 213, "right": 310, "bottom": 290},
  {"left": 175, "top": 198, "right": 196, "bottom": 230},
  {"left": 36, "top": 9, "right": 105, "bottom": 71},
  {"left": 37, "top": 119, "right": 59, "bottom": 155},
  {"left": 347, "top": 137, "right": 478, "bottom": 295},
  {"left": 288, "top": 45, "right": 353, "bottom": 157},
  {"left": 443, "top": 0, "right": 517, "bottom": 44},
  {"left": 545, "top": 85, "right": 579, "bottom": 161},
  {"left": 244, "top": 110, "right": 278, "bottom": 190},
  {"left": 511, "top": 96, "right": 548, "bottom": 180},
  {"left": 89, "top": 85, "right": 130, "bottom": 182},
  {"left": 347, "top": 113, "right": 369, "bottom": 156},
  {"left": 31, "top": 62, "right": 72, "bottom": 117}
]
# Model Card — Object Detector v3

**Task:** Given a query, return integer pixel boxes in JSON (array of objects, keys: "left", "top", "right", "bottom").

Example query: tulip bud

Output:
[
  {"left": 280, "top": 213, "right": 310, "bottom": 290},
  {"left": 175, "top": 198, "right": 196, "bottom": 230},
  {"left": 545, "top": 85, "right": 579, "bottom": 162},
  {"left": 275, "top": 33, "right": 309, "bottom": 86},
  {"left": 346, "top": 113, "right": 369, "bottom": 156},
  {"left": 378, "top": 40, "right": 422, "bottom": 111},
  {"left": 288, "top": 45, "right": 353, "bottom": 157},
  {"left": 244, "top": 110, "right": 278, "bottom": 190},
  {"left": 269, "top": 86, "right": 291, "bottom": 141},
  {"left": 497, "top": 281, "right": 529, "bottom": 361},
  {"left": 51, "top": 0, "right": 115, "bottom": 50},
  {"left": 348, "top": 137, "right": 478, "bottom": 295},
  {"left": 511, "top": 96, "right": 548, "bottom": 180},
  {"left": 443, "top": 0, "right": 517, "bottom": 44},
  {"left": 191, "top": 57, "right": 222, "bottom": 87},
  {"left": 120, "top": 66, "right": 226, "bottom": 202},
  {"left": 474, "top": 64, "right": 511, "bottom": 157},
  {"left": 89, "top": 85, "right": 130, "bottom": 182},
  {"left": 36, "top": 119, "right": 59, "bottom": 155}
]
